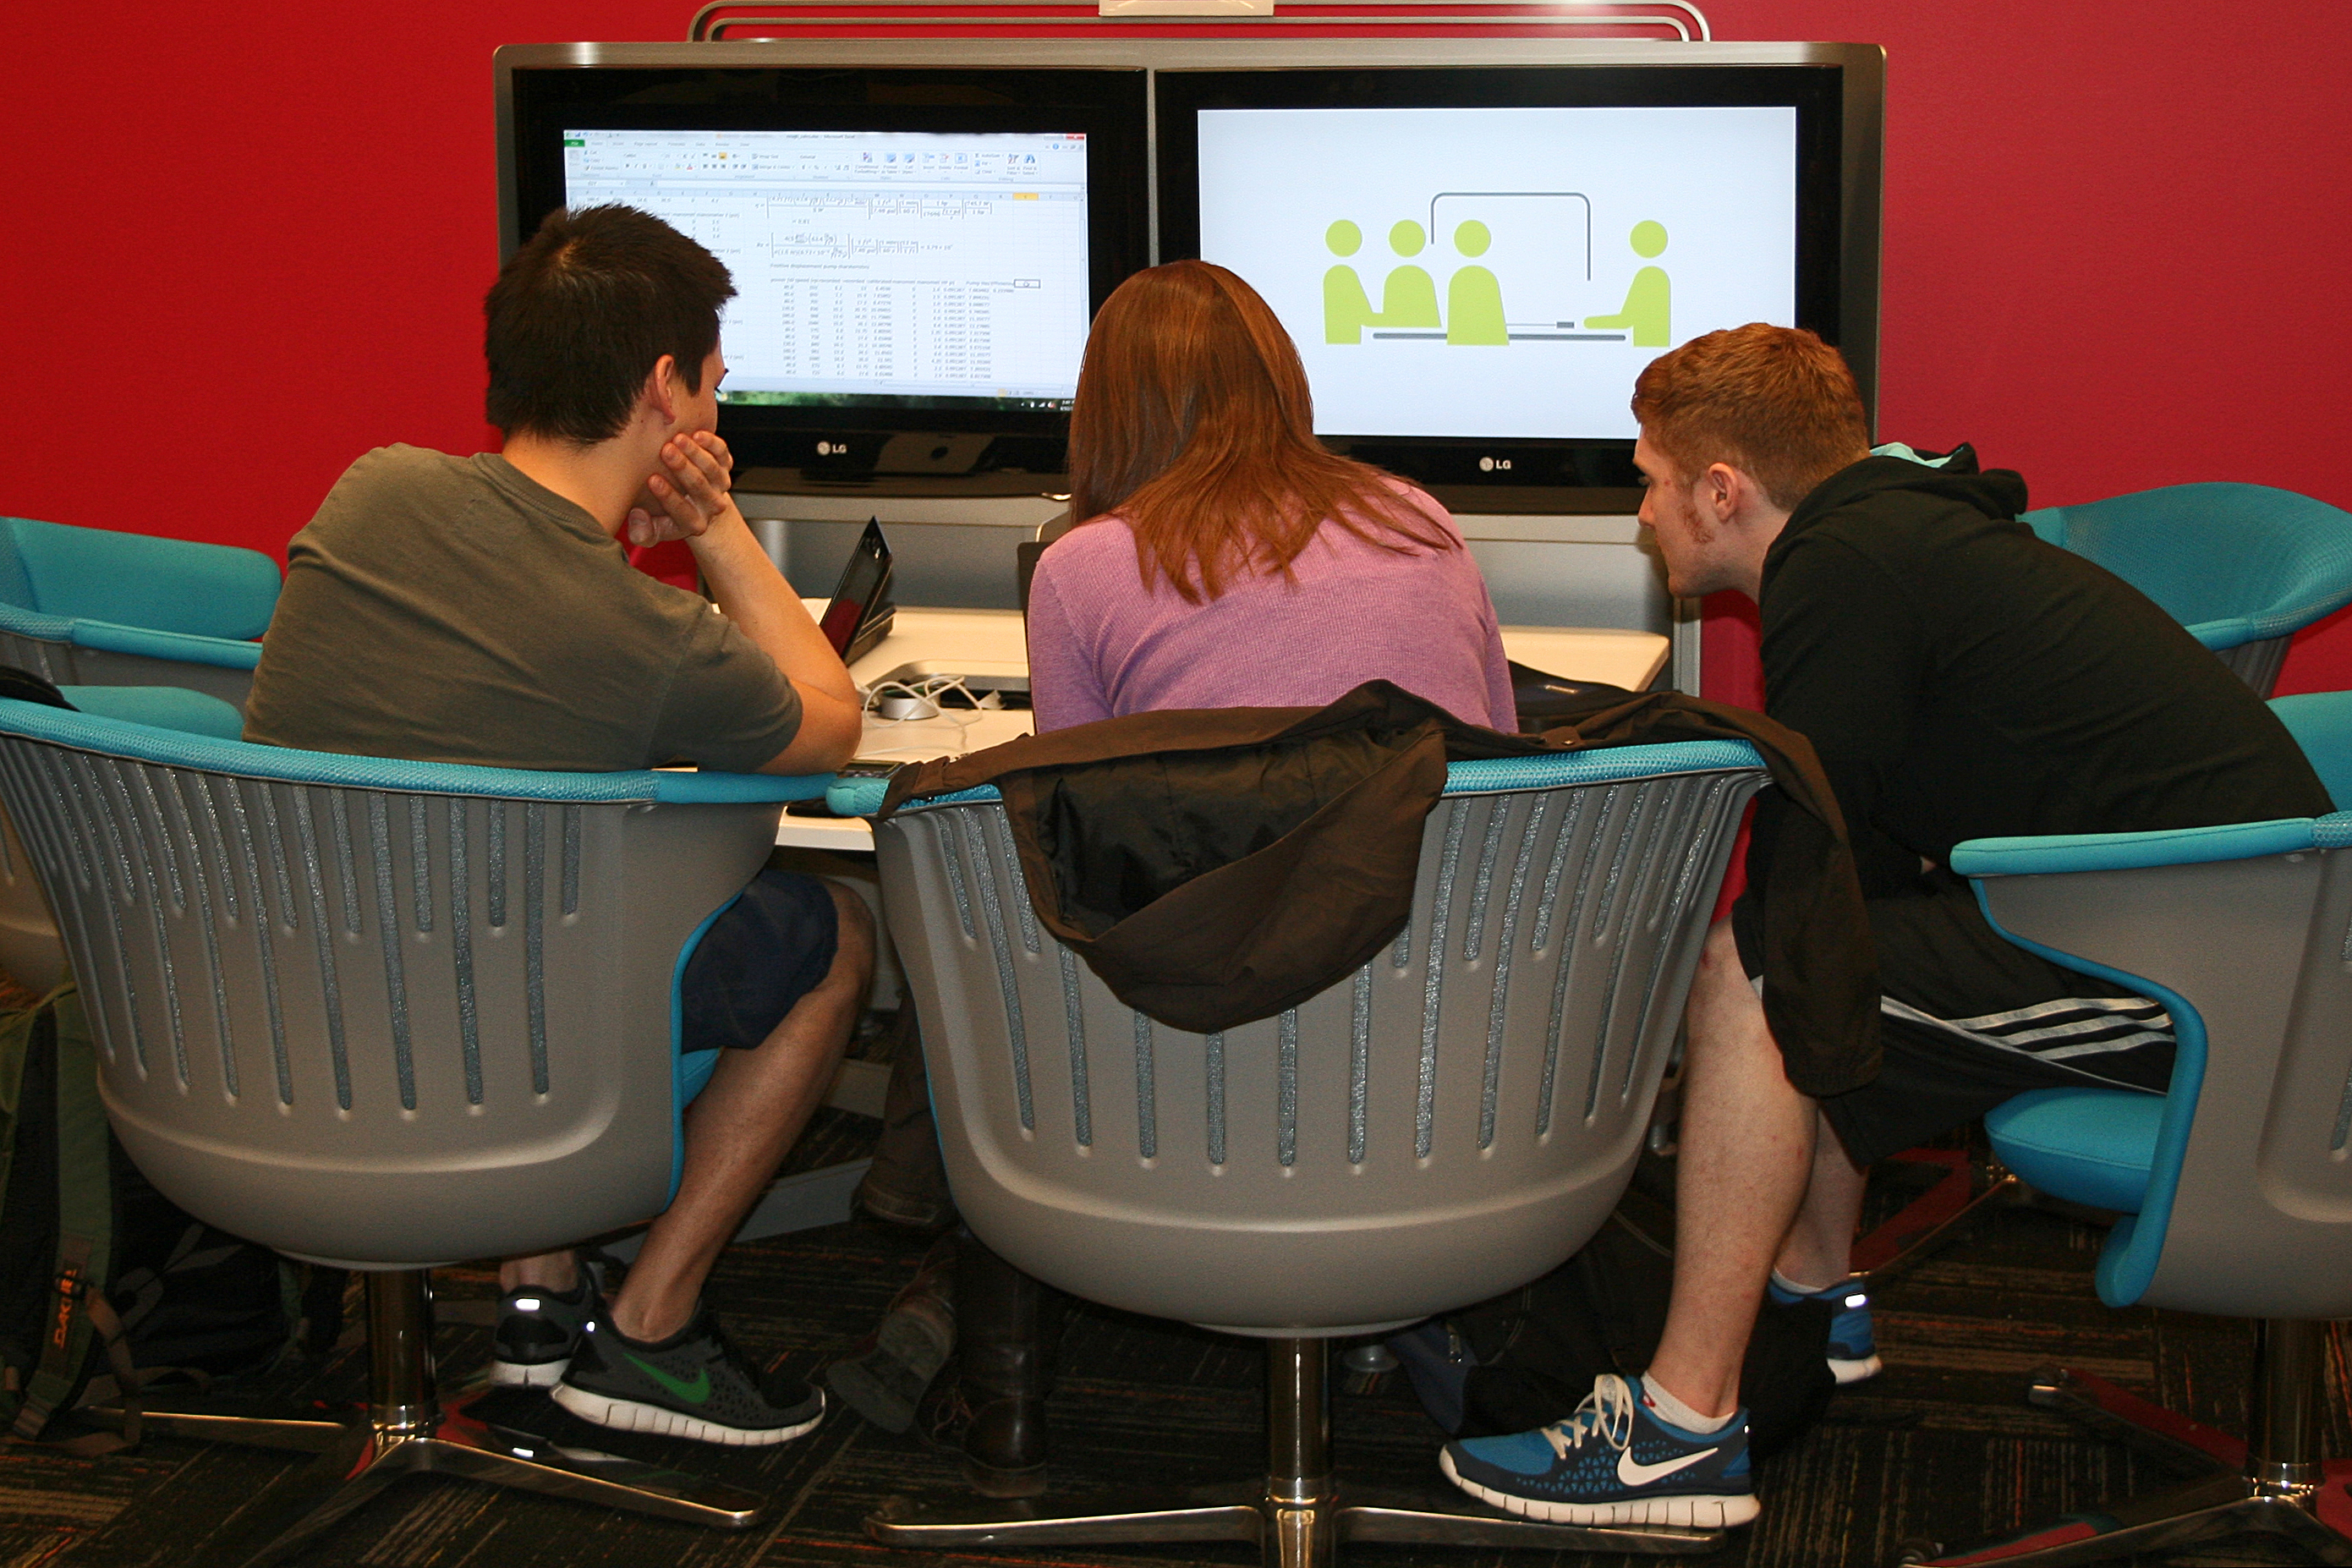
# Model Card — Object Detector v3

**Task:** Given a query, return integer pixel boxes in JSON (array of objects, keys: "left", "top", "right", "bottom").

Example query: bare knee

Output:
[
  {"left": 1686, "top": 918, "right": 1756, "bottom": 1017},
  {"left": 1684, "top": 917, "right": 1772, "bottom": 1066},
  {"left": 1695, "top": 918, "right": 1745, "bottom": 984}
]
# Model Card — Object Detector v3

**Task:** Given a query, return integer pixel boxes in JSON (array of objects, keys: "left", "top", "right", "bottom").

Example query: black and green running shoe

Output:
[{"left": 552, "top": 1305, "right": 825, "bottom": 1447}]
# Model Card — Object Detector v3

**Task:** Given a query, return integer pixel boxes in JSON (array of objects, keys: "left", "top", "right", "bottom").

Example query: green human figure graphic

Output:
[
  {"left": 1584, "top": 220, "right": 1671, "bottom": 347},
  {"left": 1380, "top": 220, "right": 1440, "bottom": 328},
  {"left": 1322, "top": 221, "right": 1379, "bottom": 344},
  {"left": 1445, "top": 220, "right": 1508, "bottom": 346}
]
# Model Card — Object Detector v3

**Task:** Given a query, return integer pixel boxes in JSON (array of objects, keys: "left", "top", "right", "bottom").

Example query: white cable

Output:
[{"left": 862, "top": 672, "right": 996, "bottom": 732}]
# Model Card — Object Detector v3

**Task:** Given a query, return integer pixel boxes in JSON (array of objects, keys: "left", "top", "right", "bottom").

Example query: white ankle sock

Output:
[
  {"left": 1770, "top": 1268, "right": 1840, "bottom": 1298},
  {"left": 1639, "top": 1372, "right": 1735, "bottom": 1434}
]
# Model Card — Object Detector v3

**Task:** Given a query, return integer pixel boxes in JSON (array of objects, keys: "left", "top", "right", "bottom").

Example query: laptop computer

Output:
[{"left": 818, "top": 518, "right": 896, "bottom": 666}]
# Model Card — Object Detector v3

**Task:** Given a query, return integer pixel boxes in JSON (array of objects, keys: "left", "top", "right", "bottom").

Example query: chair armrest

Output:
[
  {"left": 827, "top": 774, "right": 897, "bottom": 818},
  {"left": 831, "top": 740, "right": 1772, "bottom": 821},
  {"left": 0, "top": 695, "right": 829, "bottom": 803},
  {"left": 650, "top": 770, "right": 831, "bottom": 804},
  {"left": 0, "top": 601, "right": 77, "bottom": 642},
  {"left": 68, "top": 618, "right": 263, "bottom": 670},
  {"left": 1950, "top": 814, "right": 2352, "bottom": 877}
]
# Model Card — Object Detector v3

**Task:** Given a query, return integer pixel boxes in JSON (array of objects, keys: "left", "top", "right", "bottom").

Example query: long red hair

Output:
[{"left": 1066, "top": 260, "right": 1456, "bottom": 604}]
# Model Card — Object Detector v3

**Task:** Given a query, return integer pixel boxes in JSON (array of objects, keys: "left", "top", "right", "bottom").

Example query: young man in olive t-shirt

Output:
[{"left": 248, "top": 205, "right": 873, "bottom": 1446}]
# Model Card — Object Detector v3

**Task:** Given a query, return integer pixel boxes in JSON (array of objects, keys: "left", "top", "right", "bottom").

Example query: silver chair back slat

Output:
[
  {"left": 879, "top": 765, "right": 1765, "bottom": 1335},
  {"left": 0, "top": 733, "right": 777, "bottom": 1268}
]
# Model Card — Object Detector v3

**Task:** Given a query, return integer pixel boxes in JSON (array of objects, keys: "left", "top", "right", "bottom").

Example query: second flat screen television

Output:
[{"left": 1155, "top": 65, "right": 1853, "bottom": 489}]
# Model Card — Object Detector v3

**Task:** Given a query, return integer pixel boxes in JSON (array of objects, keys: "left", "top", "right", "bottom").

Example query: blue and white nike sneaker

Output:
[
  {"left": 1439, "top": 1373, "right": 1757, "bottom": 1527},
  {"left": 1768, "top": 1273, "right": 1882, "bottom": 1384}
]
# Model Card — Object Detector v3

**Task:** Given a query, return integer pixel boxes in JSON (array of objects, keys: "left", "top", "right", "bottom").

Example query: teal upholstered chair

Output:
[
  {"left": 0, "top": 698, "right": 832, "bottom": 1563},
  {"left": 2022, "top": 483, "right": 2352, "bottom": 696},
  {"left": 0, "top": 518, "right": 274, "bottom": 984},
  {"left": 1908, "top": 690, "right": 2352, "bottom": 1565},
  {"left": 0, "top": 516, "right": 279, "bottom": 710},
  {"left": 1855, "top": 485, "right": 2352, "bottom": 1279}
]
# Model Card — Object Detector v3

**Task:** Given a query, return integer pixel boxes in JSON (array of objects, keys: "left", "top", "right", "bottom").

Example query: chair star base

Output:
[
  {"left": 1909, "top": 1329, "right": 2352, "bottom": 1567},
  {"left": 865, "top": 1338, "right": 1726, "bottom": 1568},
  {"left": 1905, "top": 1472, "right": 2352, "bottom": 1567},
  {"left": 88, "top": 1269, "right": 763, "bottom": 1568},
  {"left": 868, "top": 1481, "right": 1724, "bottom": 1565},
  {"left": 1849, "top": 1143, "right": 2025, "bottom": 1284}
]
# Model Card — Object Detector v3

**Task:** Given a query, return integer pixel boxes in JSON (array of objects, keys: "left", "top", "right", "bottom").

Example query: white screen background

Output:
[{"left": 1196, "top": 106, "right": 1798, "bottom": 441}]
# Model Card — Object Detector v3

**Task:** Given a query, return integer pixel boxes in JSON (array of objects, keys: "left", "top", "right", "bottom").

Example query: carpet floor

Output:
[{"left": 8, "top": 1129, "right": 2344, "bottom": 1568}]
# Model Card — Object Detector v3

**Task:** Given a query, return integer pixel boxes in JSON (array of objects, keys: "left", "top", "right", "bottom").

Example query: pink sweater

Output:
[{"left": 1025, "top": 488, "right": 1516, "bottom": 733}]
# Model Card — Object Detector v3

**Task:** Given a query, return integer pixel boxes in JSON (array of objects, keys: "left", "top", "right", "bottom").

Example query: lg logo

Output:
[
  {"left": 1478, "top": 456, "right": 1513, "bottom": 473},
  {"left": 815, "top": 440, "right": 847, "bottom": 457}
]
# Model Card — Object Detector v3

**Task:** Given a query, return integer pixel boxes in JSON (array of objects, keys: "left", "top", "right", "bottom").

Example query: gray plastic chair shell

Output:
[
  {"left": 1978, "top": 847, "right": 2352, "bottom": 1322},
  {"left": 0, "top": 723, "right": 781, "bottom": 1270},
  {"left": 877, "top": 756, "right": 1766, "bottom": 1337},
  {"left": 0, "top": 617, "right": 260, "bottom": 995}
]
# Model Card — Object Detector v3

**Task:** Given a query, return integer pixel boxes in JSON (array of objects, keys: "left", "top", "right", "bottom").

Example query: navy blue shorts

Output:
[{"left": 679, "top": 867, "right": 842, "bottom": 1054}]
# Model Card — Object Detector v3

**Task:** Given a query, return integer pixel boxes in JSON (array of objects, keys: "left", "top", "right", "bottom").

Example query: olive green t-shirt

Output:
[{"left": 245, "top": 446, "right": 802, "bottom": 772}]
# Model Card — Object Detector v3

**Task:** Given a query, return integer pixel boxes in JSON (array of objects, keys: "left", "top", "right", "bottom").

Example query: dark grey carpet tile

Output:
[{"left": 12, "top": 1181, "right": 2344, "bottom": 1568}]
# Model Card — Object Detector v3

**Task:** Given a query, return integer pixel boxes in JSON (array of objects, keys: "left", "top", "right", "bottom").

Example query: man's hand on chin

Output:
[{"left": 624, "top": 430, "right": 742, "bottom": 548}]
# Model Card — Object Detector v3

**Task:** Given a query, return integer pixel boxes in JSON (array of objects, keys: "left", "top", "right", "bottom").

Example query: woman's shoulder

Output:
[
  {"left": 1037, "top": 514, "right": 1143, "bottom": 577},
  {"left": 1368, "top": 476, "right": 1461, "bottom": 535}
]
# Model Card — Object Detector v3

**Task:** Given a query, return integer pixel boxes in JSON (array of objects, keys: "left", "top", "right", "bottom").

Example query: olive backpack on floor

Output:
[{"left": 0, "top": 989, "right": 339, "bottom": 1450}]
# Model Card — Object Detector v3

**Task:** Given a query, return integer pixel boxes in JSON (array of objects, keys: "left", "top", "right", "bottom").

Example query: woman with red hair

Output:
[
  {"left": 1027, "top": 260, "right": 1514, "bottom": 732},
  {"left": 933, "top": 262, "right": 1516, "bottom": 1503}
]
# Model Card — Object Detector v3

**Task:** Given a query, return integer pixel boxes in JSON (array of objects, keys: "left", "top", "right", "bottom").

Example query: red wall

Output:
[{"left": 5, "top": 3, "right": 2348, "bottom": 694}]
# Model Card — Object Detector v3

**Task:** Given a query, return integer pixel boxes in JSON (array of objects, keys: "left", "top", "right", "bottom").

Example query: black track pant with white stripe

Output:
[{"left": 1735, "top": 868, "right": 2171, "bottom": 1167}]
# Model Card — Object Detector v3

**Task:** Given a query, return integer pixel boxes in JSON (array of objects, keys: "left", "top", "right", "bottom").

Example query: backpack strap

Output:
[
  {"left": 0, "top": 979, "right": 74, "bottom": 1217},
  {"left": 8, "top": 991, "right": 136, "bottom": 1451}
]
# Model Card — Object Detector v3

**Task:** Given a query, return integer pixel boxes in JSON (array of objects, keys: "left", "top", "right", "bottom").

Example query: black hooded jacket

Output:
[{"left": 1754, "top": 449, "right": 2330, "bottom": 900}]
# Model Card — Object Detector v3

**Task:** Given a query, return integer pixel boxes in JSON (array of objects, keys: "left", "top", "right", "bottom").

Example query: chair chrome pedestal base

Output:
[
  {"left": 1910, "top": 1322, "right": 2352, "bottom": 1565},
  {"left": 866, "top": 1337, "right": 1726, "bottom": 1567},
  {"left": 94, "top": 1270, "right": 763, "bottom": 1567}
]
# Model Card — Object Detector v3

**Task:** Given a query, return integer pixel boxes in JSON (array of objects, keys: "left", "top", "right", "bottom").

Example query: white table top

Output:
[{"left": 776, "top": 606, "right": 1669, "bottom": 851}]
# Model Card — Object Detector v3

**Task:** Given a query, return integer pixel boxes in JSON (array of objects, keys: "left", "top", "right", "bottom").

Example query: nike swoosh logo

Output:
[
  {"left": 1617, "top": 1446, "right": 1716, "bottom": 1486},
  {"left": 623, "top": 1352, "right": 712, "bottom": 1405}
]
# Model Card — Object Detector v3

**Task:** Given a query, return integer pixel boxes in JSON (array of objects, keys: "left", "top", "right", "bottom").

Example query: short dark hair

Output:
[
  {"left": 484, "top": 206, "right": 736, "bottom": 442},
  {"left": 1630, "top": 324, "right": 1871, "bottom": 509}
]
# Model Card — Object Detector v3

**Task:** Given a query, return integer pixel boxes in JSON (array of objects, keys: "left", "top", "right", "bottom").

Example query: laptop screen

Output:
[{"left": 820, "top": 519, "right": 893, "bottom": 660}]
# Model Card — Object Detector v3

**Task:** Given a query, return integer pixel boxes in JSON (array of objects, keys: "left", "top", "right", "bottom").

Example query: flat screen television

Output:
[
  {"left": 497, "top": 42, "right": 1879, "bottom": 497},
  {"left": 499, "top": 56, "right": 1151, "bottom": 474},
  {"left": 1154, "top": 58, "right": 1875, "bottom": 496}
]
